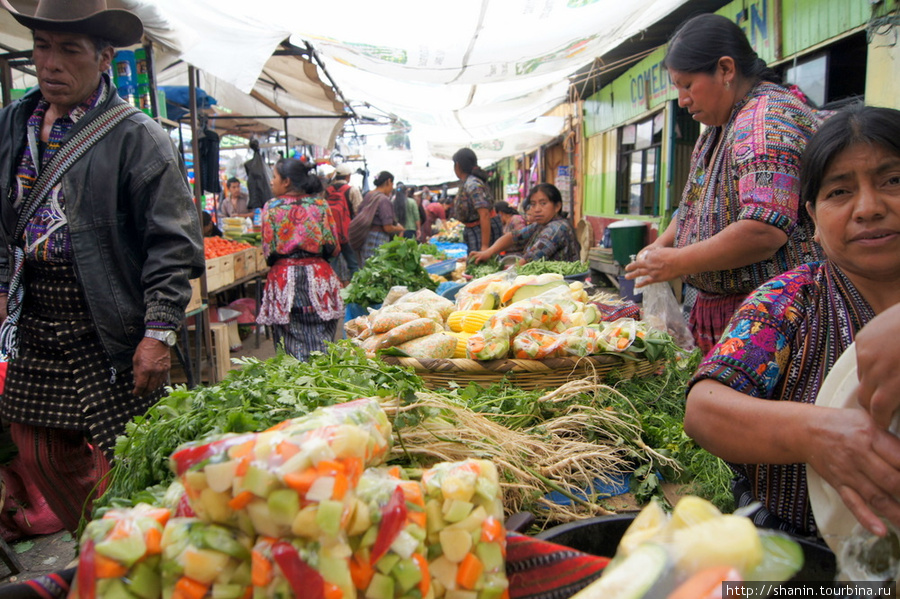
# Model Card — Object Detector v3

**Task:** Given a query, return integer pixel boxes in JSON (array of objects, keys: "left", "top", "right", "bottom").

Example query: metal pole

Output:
[
  {"left": 188, "top": 65, "right": 216, "bottom": 385},
  {"left": 283, "top": 116, "right": 290, "bottom": 157}
]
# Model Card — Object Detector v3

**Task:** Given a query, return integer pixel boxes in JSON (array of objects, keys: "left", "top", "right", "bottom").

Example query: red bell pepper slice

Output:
[
  {"left": 370, "top": 485, "right": 407, "bottom": 565},
  {"left": 78, "top": 539, "right": 97, "bottom": 599},
  {"left": 271, "top": 540, "right": 324, "bottom": 599}
]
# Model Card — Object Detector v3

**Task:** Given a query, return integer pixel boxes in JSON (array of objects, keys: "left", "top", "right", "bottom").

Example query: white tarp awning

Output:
[{"left": 130, "top": 0, "right": 689, "bottom": 161}]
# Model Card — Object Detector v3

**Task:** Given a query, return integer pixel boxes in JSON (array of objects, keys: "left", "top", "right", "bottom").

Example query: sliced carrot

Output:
[
  {"left": 144, "top": 526, "right": 163, "bottom": 555},
  {"left": 343, "top": 457, "right": 364, "bottom": 485},
  {"left": 107, "top": 520, "right": 132, "bottom": 541},
  {"left": 481, "top": 516, "right": 503, "bottom": 543},
  {"left": 399, "top": 480, "right": 423, "bottom": 505},
  {"left": 174, "top": 577, "right": 209, "bottom": 599},
  {"left": 349, "top": 553, "right": 374, "bottom": 590},
  {"left": 94, "top": 553, "right": 128, "bottom": 579},
  {"left": 387, "top": 466, "right": 401, "bottom": 479},
  {"left": 142, "top": 507, "right": 171, "bottom": 526},
  {"left": 456, "top": 552, "right": 484, "bottom": 590},
  {"left": 332, "top": 472, "right": 349, "bottom": 500},
  {"left": 228, "top": 490, "right": 255, "bottom": 510},
  {"left": 616, "top": 336, "right": 630, "bottom": 350},
  {"left": 284, "top": 468, "right": 319, "bottom": 495},
  {"left": 229, "top": 439, "right": 256, "bottom": 460},
  {"left": 667, "top": 566, "right": 739, "bottom": 599},
  {"left": 235, "top": 457, "right": 250, "bottom": 477},
  {"left": 407, "top": 508, "right": 426, "bottom": 530},
  {"left": 324, "top": 582, "right": 343, "bottom": 599},
  {"left": 276, "top": 440, "right": 300, "bottom": 460},
  {"left": 251, "top": 550, "right": 273, "bottom": 587},
  {"left": 412, "top": 553, "right": 430, "bottom": 596},
  {"left": 316, "top": 459, "right": 346, "bottom": 476}
]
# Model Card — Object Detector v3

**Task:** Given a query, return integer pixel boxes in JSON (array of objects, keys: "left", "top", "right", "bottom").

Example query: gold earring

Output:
[{"left": 725, "top": 81, "right": 731, "bottom": 90}]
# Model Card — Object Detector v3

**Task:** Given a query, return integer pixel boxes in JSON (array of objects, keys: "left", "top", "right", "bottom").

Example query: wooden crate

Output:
[
  {"left": 206, "top": 254, "right": 234, "bottom": 291},
  {"left": 254, "top": 247, "right": 266, "bottom": 272},
  {"left": 233, "top": 249, "right": 253, "bottom": 280},
  {"left": 186, "top": 278, "right": 202, "bottom": 313}
]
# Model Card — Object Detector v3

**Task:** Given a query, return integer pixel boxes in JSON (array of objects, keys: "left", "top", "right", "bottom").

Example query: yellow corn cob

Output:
[
  {"left": 447, "top": 310, "right": 498, "bottom": 333},
  {"left": 447, "top": 331, "right": 474, "bottom": 358}
]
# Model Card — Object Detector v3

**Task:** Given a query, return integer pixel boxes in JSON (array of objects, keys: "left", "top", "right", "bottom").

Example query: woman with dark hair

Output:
[
  {"left": 452, "top": 148, "right": 503, "bottom": 254},
  {"left": 351, "top": 171, "right": 405, "bottom": 263},
  {"left": 494, "top": 201, "right": 526, "bottom": 236},
  {"left": 257, "top": 158, "right": 343, "bottom": 360},
  {"left": 684, "top": 105, "right": 900, "bottom": 539},
  {"left": 625, "top": 12, "right": 827, "bottom": 355},
  {"left": 470, "top": 183, "right": 580, "bottom": 266}
]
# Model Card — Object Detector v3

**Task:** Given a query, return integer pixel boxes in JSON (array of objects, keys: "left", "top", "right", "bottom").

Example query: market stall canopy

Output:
[
  {"left": 129, "top": 0, "right": 688, "bottom": 161},
  {"left": 0, "top": 1, "right": 348, "bottom": 149}
]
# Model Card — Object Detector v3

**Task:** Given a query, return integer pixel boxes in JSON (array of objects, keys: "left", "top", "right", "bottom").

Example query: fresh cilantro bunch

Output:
[{"left": 341, "top": 237, "right": 438, "bottom": 307}]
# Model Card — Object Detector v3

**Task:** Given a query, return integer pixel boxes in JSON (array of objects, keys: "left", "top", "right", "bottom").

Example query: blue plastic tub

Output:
[
  {"left": 425, "top": 259, "right": 459, "bottom": 277},
  {"left": 345, "top": 302, "right": 381, "bottom": 321}
]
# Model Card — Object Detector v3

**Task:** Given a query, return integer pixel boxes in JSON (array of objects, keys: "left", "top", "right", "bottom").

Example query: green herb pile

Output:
[
  {"left": 417, "top": 242, "right": 447, "bottom": 260},
  {"left": 465, "top": 257, "right": 502, "bottom": 278},
  {"left": 341, "top": 237, "right": 438, "bottom": 307},
  {"left": 517, "top": 259, "right": 590, "bottom": 277}
]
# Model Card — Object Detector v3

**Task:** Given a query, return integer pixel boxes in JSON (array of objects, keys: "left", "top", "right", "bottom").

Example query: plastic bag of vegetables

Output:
[
  {"left": 68, "top": 503, "right": 170, "bottom": 599},
  {"left": 251, "top": 536, "right": 356, "bottom": 599},
  {"left": 347, "top": 468, "right": 430, "bottom": 599},
  {"left": 421, "top": 459, "right": 508, "bottom": 599},
  {"left": 169, "top": 399, "right": 392, "bottom": 537},
  {"left": 569, "top": 496, "right": 804, "bottom": 599},
  {"left": 160, "top": 518, "right": 254, "bottom": 599},
  {"left": 455, "top": 271, "right": 517, "bottom": 312}
]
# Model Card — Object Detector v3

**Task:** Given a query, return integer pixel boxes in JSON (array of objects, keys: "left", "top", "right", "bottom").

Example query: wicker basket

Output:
[{"left": 381, "top": 354, "right": 662, "bottom": 390}]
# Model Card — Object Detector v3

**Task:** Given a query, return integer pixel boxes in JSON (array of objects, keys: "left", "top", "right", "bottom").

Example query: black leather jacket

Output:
[{"left": 0, "top": 81, "right": 204, "bottom": 371}]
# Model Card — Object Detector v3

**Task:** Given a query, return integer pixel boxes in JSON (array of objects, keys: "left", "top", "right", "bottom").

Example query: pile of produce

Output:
[
  {"left": 342, "top": 238, "right": 438, "bottom": 308},
  {"left": 220, "top": 216, "right": 261, "bottom": 245},
  {"left": 571, "top": 496, "right": 804, "bottom": 598},
  {"left": 433, "top": 220, "right": 464, "bottom": 243},
  {"left": 517, "top": 259, "right": 589, "bottom": 277},
  {"left": 464, "top": 258, "right": 501, "bottom": 279},
  {"left": 73, "top": 399, "right": 510, "bottom": 599},
  {"left": 203, "top": 237, "right": 254, "bottom": 259},
  {"left": 94, "top": 340, "right": 730, "bottom": 529}
]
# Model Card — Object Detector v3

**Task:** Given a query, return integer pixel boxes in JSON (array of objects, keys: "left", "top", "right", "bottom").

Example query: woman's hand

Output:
[
  {"left": 469, "top": 249, "right": 493, "bottom": 264},
  {"left": 805, "top": 406, "right": 900, "bottom": 536},
  {"left": 624, "top": 246, "right": 680, "bottom": 287},
  {"left": 856, "top": 303, "right": 900, "bottom": 429}
]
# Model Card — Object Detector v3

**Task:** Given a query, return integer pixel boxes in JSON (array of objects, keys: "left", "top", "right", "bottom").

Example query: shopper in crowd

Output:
[
  {"left": 452, "top": 148, "right": 502, "bottom": 254},
  {"left": 201, "top": 211, "right": 223, "bottom": 237},
  {"left": 470, "top": 183, "right": 579, "bottom": 266},
  {"left": 494, "top": 201, "right": 526, "bottom": 236},
  {"left": 421, "top": 195, "right": 447, "bottom": 242},
  {"left": 402, "top": 184, "right": 421, "bottom": 240},
  {"left": 0, "top": 0, "right": 204, "bottom": 531},
  {"left": 257, "top": 158, "right": 343, "bottom": 360},
  {"left": 325, "top": 164, "right": 360, "bottom": 283},
  {"left": 624, "top": 13, "right": 826, "bottom": 355},
  {"left": 391, "top": 181, "right": 410, "bottom": 236},
  {"left": 348, "top": 170, "right": 404, "bottom": 263},
  {"left": 684, "top": 104, "right": 900, "bottom": 538},
  {"left": 219, "top": 176, "right": 250, "bottom": 219},
  {"left": 332, "top": 163, "right": 364, "bottom": 214}
]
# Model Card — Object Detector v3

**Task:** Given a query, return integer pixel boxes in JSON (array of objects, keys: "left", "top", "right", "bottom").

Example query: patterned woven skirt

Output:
[{"left": 0, "top": 262, "right": 162, "bottom": 460}]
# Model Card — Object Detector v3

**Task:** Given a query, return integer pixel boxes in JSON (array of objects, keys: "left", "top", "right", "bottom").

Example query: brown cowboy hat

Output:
[{"left": 1, "top": 0, "right": 143, "bottom": 47}]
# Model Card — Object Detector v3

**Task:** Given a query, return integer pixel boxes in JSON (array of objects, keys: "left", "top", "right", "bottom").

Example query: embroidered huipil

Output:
[
  {"left": 690, "top": 262, "right": 874, "bottom": 536},
  {"left": 5, "top": 80, "right": 108, "bottom": 282},
  {"left": 674, "top": 82, "right": 825, "bottom": 296},
  {"left": 261, "top": 193, "right": 338, "bottom": 262},
  {"left": 514, "top": 216, "right": 581, "bottom": 263},
  {"left": 453, "top": 175, "right": 492, "bottom": 224},
  {"left": 257, "top": 193, "right": 343, "bottom": 326}
]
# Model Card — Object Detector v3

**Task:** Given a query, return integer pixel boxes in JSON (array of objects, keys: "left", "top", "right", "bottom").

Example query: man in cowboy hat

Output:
[{"left": 0, "top": 0, "right": 204, "bottom": 530}]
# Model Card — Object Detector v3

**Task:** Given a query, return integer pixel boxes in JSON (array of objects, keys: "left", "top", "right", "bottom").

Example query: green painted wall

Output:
[{"left": 780, "top": 0, "right": 882, "bottom": 57}]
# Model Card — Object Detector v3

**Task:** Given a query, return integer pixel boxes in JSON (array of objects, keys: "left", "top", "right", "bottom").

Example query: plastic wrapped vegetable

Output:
[
  {"left": 555, "top": 326, "right": 603, "bottom": 357},
  {"left": 394, "top": 289, "right": 456, "bottom": 320},
  {"left": 160, "top": 518, "right": 254, "bottom": 599},
  {"left": 347, "top": 469, "right": 430, "bottom": 599},
  {"left": 455, "top": 271, "right": 516, "bottom": 312},
  {"left": 395, "top": 332, "right": 458, "bottom": 359},
  {"left": 69, "top": 503, "right": 170, "bottom": 599},
  {"left": 421, "top": 460, "right": 507, "bottom": 599},
  {"left": 569, "top": 496, "right": 804, "bottom": 599},
  {"left": 251, "top": 536, "right": 355, "bottom": 599},
  {"left": 170, "top": 399, "right": 392, "bottom": 537},
  {"left": 595, "top": 318, "right": 639, "bottom": 352},
  {"left": 511, "top": 329, "right": 562, "bottom": 360}
]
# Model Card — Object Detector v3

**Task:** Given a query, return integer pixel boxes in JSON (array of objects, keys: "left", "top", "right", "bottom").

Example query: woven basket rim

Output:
[{"left": 381, "top": 353, "right": 647, "bottom": 374}]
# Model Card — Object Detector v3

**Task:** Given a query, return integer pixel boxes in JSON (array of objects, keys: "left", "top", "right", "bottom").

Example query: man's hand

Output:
[
  {"left": 0, "top": 292, "right": 7, "bottom": 323},
  {"left": 132, "top": 336, "right": 171, "bottom": 396}
]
